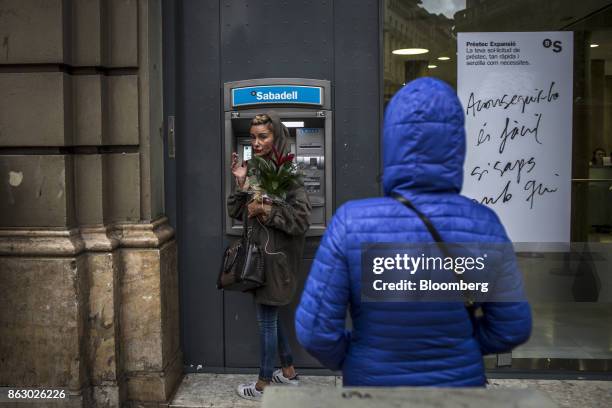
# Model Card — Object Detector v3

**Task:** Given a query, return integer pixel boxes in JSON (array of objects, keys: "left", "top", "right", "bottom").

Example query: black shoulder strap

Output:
[
  {"left": 242, "top": 202, "right": 251, "bottom": 239},
  {"left": 391, "top": 193, "right": 444, "bottom": 243},
  {"left": 391, "top": 192, "right": 475, "bottom": 307}
]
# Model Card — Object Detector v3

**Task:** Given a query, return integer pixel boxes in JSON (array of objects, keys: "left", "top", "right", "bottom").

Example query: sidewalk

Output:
[{"left": 169, "top": 374, "right": 612, "bottom": 408}]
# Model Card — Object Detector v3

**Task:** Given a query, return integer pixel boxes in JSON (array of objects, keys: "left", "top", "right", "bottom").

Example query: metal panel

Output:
[
  {"left": 333, "top": 0, "right": 382, "bottom": 205},
  {"left": 173, "top": 0, "right": 382, "bottom": 371},
  {"left": 176, "top": 0, "right": 224, "bottom": 368},
  {"left": 220, "top": 0, "right": 333, "bottom": 82}
]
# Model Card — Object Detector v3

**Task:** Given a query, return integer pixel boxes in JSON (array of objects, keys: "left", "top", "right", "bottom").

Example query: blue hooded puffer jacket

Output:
[{"left": 295, "top": 77, "right": 532, "bottom": 386}]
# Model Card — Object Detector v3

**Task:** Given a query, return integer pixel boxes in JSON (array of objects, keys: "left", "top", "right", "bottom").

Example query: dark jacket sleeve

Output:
[
  {"left": 264, "top": 186, "right": 312, "bottom": 236},
  {"left": 295, "top": 204, "right": 350, "bottom": 370},
  {"left": 474, "top": 226, "right": 532, "bottom": 355},
  {"left": 227, "top": 190, "right": 249, "bottom": 220}
]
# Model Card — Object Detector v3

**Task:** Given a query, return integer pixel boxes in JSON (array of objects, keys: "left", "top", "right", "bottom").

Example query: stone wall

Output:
[{"left": 0, "top": 1, "right": 180, "bottom": 407}]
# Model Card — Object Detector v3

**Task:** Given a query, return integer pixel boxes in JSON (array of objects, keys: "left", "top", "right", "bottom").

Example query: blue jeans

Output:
[{"left": 255, "top": 303, "right": 294, "bottom": 381}]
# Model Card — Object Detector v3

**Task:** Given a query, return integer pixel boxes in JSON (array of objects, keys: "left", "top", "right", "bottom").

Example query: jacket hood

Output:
[
  {"left": 383, "top": 77, "right": 465, "bottom": 196},
  {"left": 266, "top": 110, "right": 290, "bottom": 156}
]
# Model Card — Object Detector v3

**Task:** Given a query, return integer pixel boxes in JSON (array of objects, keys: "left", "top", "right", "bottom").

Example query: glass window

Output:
[{"left": 384, "top": 0, "right": 612, "bottom": 369}]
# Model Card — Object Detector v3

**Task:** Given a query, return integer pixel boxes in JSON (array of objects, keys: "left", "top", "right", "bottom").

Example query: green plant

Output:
[{"left": 248, "top": 146, "right": 302, "bottom": 202}]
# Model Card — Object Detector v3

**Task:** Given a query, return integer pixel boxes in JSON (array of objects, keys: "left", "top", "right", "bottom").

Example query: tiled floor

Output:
[{"left": 170, "top": 374, "right": 612, "bottom": 408}]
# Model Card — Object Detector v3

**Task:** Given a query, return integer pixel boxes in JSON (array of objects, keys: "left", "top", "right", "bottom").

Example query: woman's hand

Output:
[
  {"left": 231, "top": 152, "right": 247, "bottom": 188},
  {"left": 247, "top": 200, "right": 272, "bottom": 220}
]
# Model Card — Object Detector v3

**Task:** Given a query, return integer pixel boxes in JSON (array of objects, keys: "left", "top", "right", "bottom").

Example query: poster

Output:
[{"left": 458, "top": 32, "right": 573, "bottom": 243}]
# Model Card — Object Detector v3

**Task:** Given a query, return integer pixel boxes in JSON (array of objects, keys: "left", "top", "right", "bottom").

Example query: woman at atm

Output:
[{"left": 227, "top": 112, "right": 311, "bottom": 400}]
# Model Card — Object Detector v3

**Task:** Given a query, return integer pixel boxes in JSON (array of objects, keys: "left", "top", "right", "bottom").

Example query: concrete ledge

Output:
[
  {"left": 171, "top": 374, "right": 337, "bottom": 408},
  {"left": 170, "top": 375, "right": 612, "bottom": 408},
  {"left": 262, "top": 386, "right": 559, "bottom": 408},
  {"left": 112, "top": 217, "right": 175, "bottom": 249},
  {"left": 0, "top": 218, "right": 175, "bottom": 256},
  {"left": 0, "top": 228, "right": 84, "bottom": 256},
  {"left": 80, "top": 225, "right": 119, "bottom": 252}
]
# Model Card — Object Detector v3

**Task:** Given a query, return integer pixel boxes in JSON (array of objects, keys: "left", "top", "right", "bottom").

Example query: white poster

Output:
[{"left": 458, "top": 32, "right": 573, "bottom": 243}]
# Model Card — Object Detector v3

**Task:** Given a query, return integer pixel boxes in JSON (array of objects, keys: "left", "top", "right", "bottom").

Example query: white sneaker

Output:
[
  {"left": 236, "top": 382, "right": 263, "bottom": 401},
  {"left": 271, "top": 368, "right": 300, "bottom": 385}
]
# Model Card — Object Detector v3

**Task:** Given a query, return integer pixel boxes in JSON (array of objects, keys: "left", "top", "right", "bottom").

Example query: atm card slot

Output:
[{"left": 309, "top": 196, "right": 325, "bottom": 206}]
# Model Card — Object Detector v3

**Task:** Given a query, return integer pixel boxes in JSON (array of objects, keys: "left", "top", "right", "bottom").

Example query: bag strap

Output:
[
  {"left": 242, "top": 199, "right": 251, "bottom": 239},
  {"left": 392, "top": 193, "right": 444, "bottom": 242},
  {"left": 391, "top": 193, "right": 475, "bottom": 307}
]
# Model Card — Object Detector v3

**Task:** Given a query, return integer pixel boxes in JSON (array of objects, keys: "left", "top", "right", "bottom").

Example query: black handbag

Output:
[{"left": 217, "top": 210, "right": 265, "bottom": 292}]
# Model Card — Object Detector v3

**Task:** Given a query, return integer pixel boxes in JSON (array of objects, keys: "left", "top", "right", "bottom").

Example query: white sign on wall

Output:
[{"left": 458, "top": 32, "right": 573, "bottom": 243}]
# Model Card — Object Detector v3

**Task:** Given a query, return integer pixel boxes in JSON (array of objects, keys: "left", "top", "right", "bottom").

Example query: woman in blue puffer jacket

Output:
[{"left": 295, "top": 77, "right": 532, "bottom": 386}]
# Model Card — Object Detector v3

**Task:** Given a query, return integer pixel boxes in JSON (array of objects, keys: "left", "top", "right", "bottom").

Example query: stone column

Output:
[{"left": 0, "top": 1, "right": 180, "bottom": 407}]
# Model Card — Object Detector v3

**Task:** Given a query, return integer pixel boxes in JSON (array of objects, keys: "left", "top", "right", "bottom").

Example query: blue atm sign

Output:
[{"left": 231, "top": 85, "right": 323, "bottom": 108}]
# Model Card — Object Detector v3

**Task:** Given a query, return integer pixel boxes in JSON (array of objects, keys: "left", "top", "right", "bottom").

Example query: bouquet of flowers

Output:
[{"left": 247, "top": 146, "right": 302, "bottom": 203}]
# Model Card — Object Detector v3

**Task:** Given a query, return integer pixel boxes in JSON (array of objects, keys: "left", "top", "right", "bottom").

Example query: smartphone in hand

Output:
[{"left": 243, "top": 145, "right": 252, "bottom": 161}]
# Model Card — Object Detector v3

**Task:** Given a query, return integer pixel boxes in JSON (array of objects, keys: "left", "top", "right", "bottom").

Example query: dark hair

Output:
[
  {"left": 592, "top": 148, "right": 606, "bottom": 166},
  {"left": 592, "top": 147, "right": 605, "bottom": 158}
]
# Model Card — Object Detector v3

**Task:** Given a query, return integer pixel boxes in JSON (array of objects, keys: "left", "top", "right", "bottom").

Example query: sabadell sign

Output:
[{"left": 231, "top": 85, "right": 323, "bottom": 107}]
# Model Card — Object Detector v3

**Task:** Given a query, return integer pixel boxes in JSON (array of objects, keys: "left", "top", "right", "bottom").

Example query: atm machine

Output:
[
  {"left": 222, "top": 78, "right": 332, "bottom": 368},
  {"left": 223, "top": 78, "right": 333, "bottom": 235}
]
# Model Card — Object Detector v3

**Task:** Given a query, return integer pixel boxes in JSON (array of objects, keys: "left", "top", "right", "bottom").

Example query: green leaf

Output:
[{"left": 245, "top": 156, "right": 305, "bottom": 199}]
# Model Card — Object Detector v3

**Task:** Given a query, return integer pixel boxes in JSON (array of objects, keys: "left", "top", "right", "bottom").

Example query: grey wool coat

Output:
[{"left": 226, "top": 111, "right": 311, "bottom": 305}]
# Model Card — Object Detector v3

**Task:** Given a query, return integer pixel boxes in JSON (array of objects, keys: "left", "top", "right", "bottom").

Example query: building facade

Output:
[
  {"left": 1, "top": 0, "right": 611, "bottom": 407},
  {"left": 0, "top": 1, "right": 180, "bottom": 406}
]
